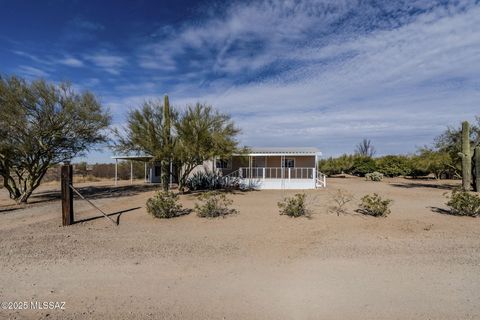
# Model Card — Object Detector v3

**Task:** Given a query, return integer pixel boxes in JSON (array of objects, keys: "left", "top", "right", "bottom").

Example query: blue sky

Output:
[{"left": 1, "top": 0, "right": 479, "bottom": 163}]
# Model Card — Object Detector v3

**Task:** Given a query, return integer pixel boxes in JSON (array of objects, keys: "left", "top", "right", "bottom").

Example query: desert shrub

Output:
[
  {"left": 446, "top": 189, "right": 480, "bottom": 217},
  {"left": 146, "top": 191, "right": 184, "bottom": 219},
  {"left": 365, "top": 171, "right": 384, "bottom": 181},
  {"left": 375, "top": 155, "right": 411, "bottom": 177},
  {"left": 329, "top": 189, "right": 353, "bottom": 216},
  {"left": 410, "top": 149, "right": 455, "bottom": 179},
  {"left": 195, "top": 191, "right": 237, "bottom": 218},
  {"left": 278, "top": 193, "right": 310, "bottom": 217},
  {"left": 351, "top": 156, "right": 376, "bottom": 177},
  {"left": 358, "top": 193, "right": 392, "bottom": 217},
  {"left": 186, "top": 171, "right": 224, "bottom": 191},
  {"left": 318, "top": 154, "right": 355, "bottom": 176}
]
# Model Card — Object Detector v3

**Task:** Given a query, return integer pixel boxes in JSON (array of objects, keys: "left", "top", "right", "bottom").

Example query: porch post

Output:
[
  {"left": 249, "top": 156, "right": 252, "bottom": 183},
  {"left": 130, "top": 160, "right": 133, "bottom": 184},
  {"left": 288, "top": 167, "right": 291, "bottom": 180},
  {"left": 263, "top": 167, "right": 265, "bottom": 180},
  {"left": 115, "top": 158, "right": 118, "bottom": 186}
]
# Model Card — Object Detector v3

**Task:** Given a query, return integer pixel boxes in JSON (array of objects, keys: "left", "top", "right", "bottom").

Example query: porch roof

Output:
[{"left": 234, "top": 147, "right": 321, "bottom": 157}]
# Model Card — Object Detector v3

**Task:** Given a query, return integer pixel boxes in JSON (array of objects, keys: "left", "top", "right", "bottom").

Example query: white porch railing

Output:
[
  {"left": 222, "top": 167, "right": 327, "bottom": 188},
  {"left": 237, "top": 167, "right": 314, "bottom": 179},
  {"left": 316, "top": 171, "right": 327, "bottom": 188}
]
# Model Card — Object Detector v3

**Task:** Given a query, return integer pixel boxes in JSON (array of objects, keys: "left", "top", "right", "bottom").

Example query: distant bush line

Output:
[{"left": 318, "top": 151, "right": 456, "bottom": 179}]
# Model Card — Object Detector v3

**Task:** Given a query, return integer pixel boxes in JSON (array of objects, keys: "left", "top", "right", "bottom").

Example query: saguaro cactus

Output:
[
  {"left": 459, "top": 121, "right": 471, "bottom": 191},
  {"left": 474, "top": 146, "right": 480, "bottom": 192},
  {"left": 161, "top": 94, "right": 172, "bottom": 191}
]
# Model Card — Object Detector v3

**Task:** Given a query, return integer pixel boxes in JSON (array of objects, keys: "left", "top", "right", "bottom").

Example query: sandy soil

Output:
[{"left": 0, "top": 177, "right": 479, "bottom": 319}]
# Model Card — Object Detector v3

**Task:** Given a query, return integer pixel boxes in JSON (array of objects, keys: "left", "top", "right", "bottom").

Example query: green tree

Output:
[
  {"left": 175, "top": 103, "right": 240, "bottom": 191},
  {"left": 0, "top": 76, "right": 111, "bottom": 203},
  {"left": 411, "top": 148, "right": 455, "bottom": 179},
  {"left": 434, "top": 118, "right": 480, "bottom": 178},
  {"left": 114, "top": 98, "right": 177, "bottom": 190},
  {"left": 375, "top": 155, "right": 411, "bottom": 177},
  {"left": 351, "top": 156, "right": 376, "bottom": 176},
  {"left": 116, "top": 100, "right": 240, "bottom": 192},
  {"left": 318, "top": 154, "right": 355, "bottom": 176}
]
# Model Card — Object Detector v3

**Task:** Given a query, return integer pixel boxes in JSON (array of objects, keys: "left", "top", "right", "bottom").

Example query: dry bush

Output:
[
  {"left": 329, "top": 189, "right": 353, "bottom": 216},
  {"left": 365, "top": 171, "right": 383, "bottom": 181}
]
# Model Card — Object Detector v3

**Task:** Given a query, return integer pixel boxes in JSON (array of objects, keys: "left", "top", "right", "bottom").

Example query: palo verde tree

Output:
[
  {"left": 116, "top": 100, "right": 240, "bottom": 192},
  {"left": 175, "top": 103, "right": 240, "bottom": 191},
  {"left": 0, "top": 76, "right": 111, "bottom": 203},
  {"left": 114, "top": 97, "right": 176, "bottom": 190}
]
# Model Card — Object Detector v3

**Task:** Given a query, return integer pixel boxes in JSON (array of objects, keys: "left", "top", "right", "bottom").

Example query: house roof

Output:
[{"left": 234, "top": 147, "right": 321, "bottom": 156}]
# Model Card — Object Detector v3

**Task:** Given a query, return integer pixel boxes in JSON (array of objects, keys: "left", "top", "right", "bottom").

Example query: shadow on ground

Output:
[
  {"left": 0, "top": 184, "right": 159, "bottom": 213},
  {"left": 390, "top": 182, "right": 458, "bottom": 191},
  {"left": 74, "top": 206, "right": 142, "bottom": 225}
]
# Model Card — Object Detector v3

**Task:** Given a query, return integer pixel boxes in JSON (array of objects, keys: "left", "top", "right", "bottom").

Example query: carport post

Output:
[
  {"left": 144, "top": 162, "right": 147, "bottom": 182},
  {"left": 114, "top": 158, "right": 118, "bottom": 186},
  {"left": 130, "top": 160, "right": 133, "bottom": 184}
]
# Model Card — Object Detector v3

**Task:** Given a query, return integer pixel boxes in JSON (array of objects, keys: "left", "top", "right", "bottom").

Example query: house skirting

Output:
[{"left": 239, "top": 178, "right": 316, "bottom": 190}]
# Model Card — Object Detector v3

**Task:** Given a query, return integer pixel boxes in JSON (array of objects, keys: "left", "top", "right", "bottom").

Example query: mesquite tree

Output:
[{"left": 0, "top": 76, "right": 110, "bottom": 203}]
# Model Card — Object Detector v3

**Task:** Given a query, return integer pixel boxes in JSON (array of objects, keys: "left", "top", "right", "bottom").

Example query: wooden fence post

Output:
[{"left": 61, "top": 164, "right": 74, "bottom": 226}]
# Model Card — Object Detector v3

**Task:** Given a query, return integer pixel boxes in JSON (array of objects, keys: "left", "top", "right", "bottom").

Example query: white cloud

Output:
[
  {"left": 59, "top": 56, "right": 84, "bottom": 67},
  {"left": 147, "top": 1, "right": 480, "bottom": 156},
  {"left": 85, "top": 52, "right": 126, "bottom": 75}
]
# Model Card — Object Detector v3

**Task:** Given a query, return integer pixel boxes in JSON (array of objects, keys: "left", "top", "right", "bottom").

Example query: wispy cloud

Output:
[
  {"left": 124, "top": 0, "right": 480, "bottom": 156},
  {"left": 59, "top": 56, "right": 84, "bottom": 67},
  {"left": 3, "top": 0, "right": 479, "bottom": 158},
  {"left": 85, "top": 52, "right": 126, "bottom": 75},
  {"left": 17, "top": 65, "right": 49, "bottom": 78}
]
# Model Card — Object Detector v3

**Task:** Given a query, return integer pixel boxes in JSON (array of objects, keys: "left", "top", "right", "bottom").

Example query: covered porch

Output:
[{"left": 217, "top": 147, "right": 326, "bottom": 189}]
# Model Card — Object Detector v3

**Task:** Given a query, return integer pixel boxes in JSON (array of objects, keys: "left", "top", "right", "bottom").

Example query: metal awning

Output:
[
  {"left": 233, "top": 147, "right": 321, "bottom": 157},
  {"left": 111, "top": 155, "right": 154, "bottom": 161}
]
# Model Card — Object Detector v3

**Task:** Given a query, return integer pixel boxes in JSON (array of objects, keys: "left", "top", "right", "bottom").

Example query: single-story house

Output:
[
  {"left": 213, "top": 147, "right": 326, "bottom": 189},
  {"left": 112, "top": 147, "right": 326, "bottom": 189}
]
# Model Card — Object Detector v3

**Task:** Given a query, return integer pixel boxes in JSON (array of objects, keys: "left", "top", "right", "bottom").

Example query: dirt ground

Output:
[{"left": 0, "top": 177, "right": 479, "bottom": 319}]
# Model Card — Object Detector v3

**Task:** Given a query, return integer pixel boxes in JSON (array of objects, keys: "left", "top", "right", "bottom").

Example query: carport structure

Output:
[{"left": 111, "top": 155, "right": 154, "bottom": 185}]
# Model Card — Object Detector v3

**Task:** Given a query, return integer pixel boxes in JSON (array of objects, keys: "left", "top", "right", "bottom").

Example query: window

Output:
[
  {"left": 283, "top": 158, "right": 295, "bottom": 168},
  {"left": 215, "top": 158, "right": 232, "bottom": 169}
]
